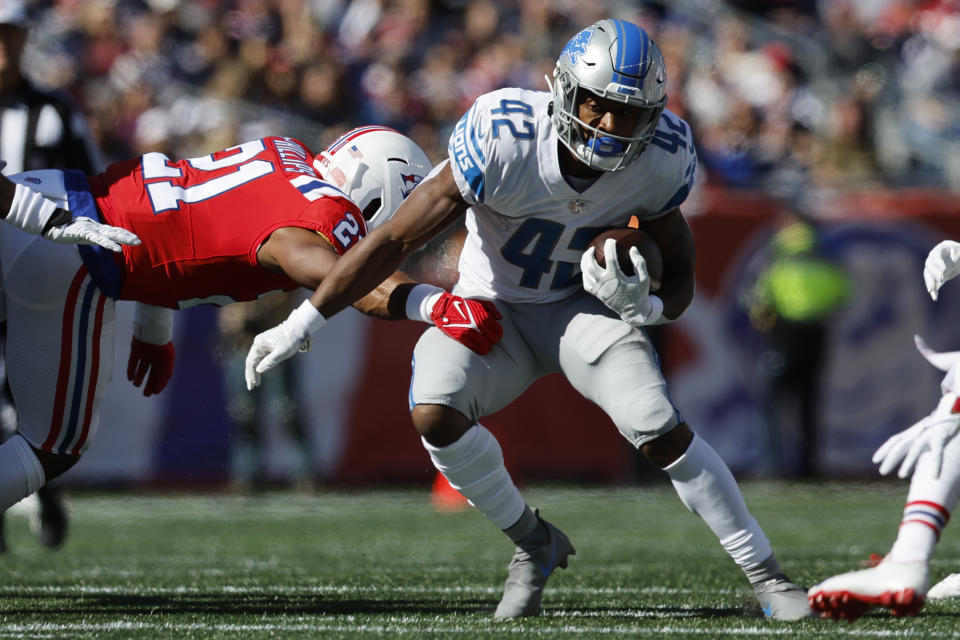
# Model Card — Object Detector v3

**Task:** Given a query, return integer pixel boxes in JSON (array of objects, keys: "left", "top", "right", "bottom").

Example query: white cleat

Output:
[
  {"left": 753, "top": 574, "right": 816, "bottom": 620},
  {"left": 493, "top": 515, "right": 575, "bottom": 619},
  {"left": 927, "top": 572, "right": 960, "bottom": 600},
  {"left": 807, "top": 559, "right": 929, "bottom": 621}
]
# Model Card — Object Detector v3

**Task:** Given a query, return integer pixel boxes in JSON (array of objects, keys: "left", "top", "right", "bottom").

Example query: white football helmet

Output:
[
  {"left": 314, "top": 126, "right": 432, "bottom": 229},
  {"left": 548, "top": 19, "right": 667, "bottom": 172}
]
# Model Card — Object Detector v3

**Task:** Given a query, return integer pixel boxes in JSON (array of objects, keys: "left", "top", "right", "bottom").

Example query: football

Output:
[{"left": 589, "top": 227, "right": 664, "bottom": 291}]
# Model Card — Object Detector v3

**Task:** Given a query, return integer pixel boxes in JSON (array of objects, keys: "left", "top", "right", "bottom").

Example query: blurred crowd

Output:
[{"left": 14, "top": 0, "right": 960, "bottom": 195}]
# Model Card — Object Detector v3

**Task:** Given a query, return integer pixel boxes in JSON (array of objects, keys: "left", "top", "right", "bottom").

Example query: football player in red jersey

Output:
[
  {"left": 807, "top": 242, "right": 960, "bottom": 619},
  {"left": 0, "top": 127, "right": 502, "bottom": 518}
]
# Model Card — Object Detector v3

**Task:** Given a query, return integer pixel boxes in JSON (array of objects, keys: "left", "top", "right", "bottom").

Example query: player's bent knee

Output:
[
  {"left": 641, "top": 423, "right": 694, "bottom": 468},
  {"left": 33, "top": 447, "right": 80, "bottom": 482},
  {"left": 411, "top": 404, "right": 472, "bottom": 447}
]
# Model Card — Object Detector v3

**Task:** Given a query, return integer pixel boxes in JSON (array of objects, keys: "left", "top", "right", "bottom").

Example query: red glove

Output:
[
  {"left": 127, "top": 337, "right": 175, "bottom": 397},
  {"left": 430, "top": 293, "right": 503, "bottom": 355}
]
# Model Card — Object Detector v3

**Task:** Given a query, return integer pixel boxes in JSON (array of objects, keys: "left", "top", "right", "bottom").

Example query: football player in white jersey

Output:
[
  {"left": 807, "top": 240, "right": 960, "bottom": 620},
  {"left": 246, "top": 18, "right": 813, "bottom": 620}
]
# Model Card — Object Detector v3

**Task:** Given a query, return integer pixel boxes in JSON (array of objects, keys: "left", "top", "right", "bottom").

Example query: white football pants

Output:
[{"left": 1, "top": 170, "right": 115, "bottom": 455}]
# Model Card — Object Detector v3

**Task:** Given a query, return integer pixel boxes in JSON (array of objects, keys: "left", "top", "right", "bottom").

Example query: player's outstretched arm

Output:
[
  {"left": 344, "top": 264, "right": 503, "bottom": 355},
  {"left": 309, "top": 161, "right": 469, "bottom": 319},
  {"left": 243, "top": 277, "right": 505, "bottom": 390},
  {"left": 243, "top": 274, "right": 503, "bottom": 391},
  {"left": 0, "top": 171, "right": 140, "bottom": 251},
  {"left": 245, "top": 163, "right": 471, "bottom": 388},
  {"left": 924, "top": 240, "right": 960, "bottom": 300}
]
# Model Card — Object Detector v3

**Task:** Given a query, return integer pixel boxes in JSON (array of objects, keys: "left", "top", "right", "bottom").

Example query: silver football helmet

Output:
[
  {"left": 314, "top": 126, "right": 432, "bottom": 230},
  {"left": 548, "top": 19, "right": 667, "bottom": 172}
]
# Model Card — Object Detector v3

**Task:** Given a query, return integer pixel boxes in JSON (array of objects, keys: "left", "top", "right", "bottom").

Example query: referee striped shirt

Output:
[{"left": 0, "top": 80, "right": 102, "bottom": 176}]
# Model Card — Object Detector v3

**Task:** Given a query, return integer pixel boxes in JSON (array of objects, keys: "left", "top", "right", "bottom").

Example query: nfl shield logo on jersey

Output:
[{"left": 567, "top": 199, "right": 586, "bottom": 214}]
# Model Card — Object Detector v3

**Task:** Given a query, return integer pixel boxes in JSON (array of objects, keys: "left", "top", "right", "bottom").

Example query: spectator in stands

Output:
[
  {"left": 812, "top": 92, "right": 882, "bottom": 189},
  {"left": 697, "top": 98, "right": 772, "bottom": 188}
]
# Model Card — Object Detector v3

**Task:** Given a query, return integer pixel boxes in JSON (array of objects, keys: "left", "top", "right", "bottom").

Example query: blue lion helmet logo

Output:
[{"left": 562, "top": 28, "right": 594, "bottom": 66}]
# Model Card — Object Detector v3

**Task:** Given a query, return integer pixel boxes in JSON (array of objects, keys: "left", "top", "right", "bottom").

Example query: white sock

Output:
[
  {"left": 422, "top": 424, "right": 527, "bottom": 530},
  {"left": 888, "top": 433, "right": 960, "bottom": 564},
  {"left": 0, "top": 434, "right": 45, "bottom": 511},
  {"left": 664, "top": 434, "right": 773, "bottom": 573}
]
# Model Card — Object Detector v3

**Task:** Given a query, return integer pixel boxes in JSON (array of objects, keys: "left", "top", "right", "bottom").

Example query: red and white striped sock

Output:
[
  {"left": 888, "top": 501, "right": 948, "bottom": 564},
  {"left": 888, "top": 434, "right": 960, "bottom": 564}
]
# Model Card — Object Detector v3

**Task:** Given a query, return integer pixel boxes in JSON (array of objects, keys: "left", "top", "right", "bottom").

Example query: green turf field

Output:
[{"left": 0, "top": 480, "right": 957, "bottom": 639}]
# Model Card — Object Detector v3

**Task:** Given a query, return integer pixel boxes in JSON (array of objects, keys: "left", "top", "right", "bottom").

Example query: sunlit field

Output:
[{"left": 0, "top": 481, "right": 957, "bottom": 639}]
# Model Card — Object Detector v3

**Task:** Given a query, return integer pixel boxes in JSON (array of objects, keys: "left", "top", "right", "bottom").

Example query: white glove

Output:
[
  {"left": 5, "top": 180, "right": 140, "bottom": 251},
  {"left": 873, "top": 393, "right": 960, "bottom": 479},
  {"left": 244, "top": 299, "right": 326, "bottom": 390},
  {"left": 873, "top": 335, "right": 960, "bottom": 478},
  {"left": 44, "top": 215, "right": 141, "bottom": 252},
  {"left": 581, "top": 238, "right": 663, "bottom": 325},
  {"left": 923, "top": 240, "right": 960, "bottom": 300}
]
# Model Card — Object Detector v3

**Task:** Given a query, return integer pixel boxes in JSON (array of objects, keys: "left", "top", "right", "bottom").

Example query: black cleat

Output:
[{"left": 31, "top": 486, "right": 68, "bottom": 549}]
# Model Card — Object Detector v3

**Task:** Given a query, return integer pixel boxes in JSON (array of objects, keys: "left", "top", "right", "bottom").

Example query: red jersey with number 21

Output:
[{"left": 83, "top": 136, "right": 365, "bottom": 309}]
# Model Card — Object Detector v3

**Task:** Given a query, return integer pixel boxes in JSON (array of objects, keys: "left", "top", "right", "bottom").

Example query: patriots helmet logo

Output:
[
  {"left": 400, "top": 173, "right": 423, "bottom": 199},
  {"left": 562, "top": 27, "right": 594, "bottom": 66}
]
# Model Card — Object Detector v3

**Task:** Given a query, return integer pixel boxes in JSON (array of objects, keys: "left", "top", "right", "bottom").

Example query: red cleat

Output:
[{"left": 808, "top": 560, "right": 928, "bottom": 621}]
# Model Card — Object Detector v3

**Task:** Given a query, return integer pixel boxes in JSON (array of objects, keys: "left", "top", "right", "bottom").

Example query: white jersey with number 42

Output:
[{"left": 446, "top": 87, "right": 697, "bottom": 304}]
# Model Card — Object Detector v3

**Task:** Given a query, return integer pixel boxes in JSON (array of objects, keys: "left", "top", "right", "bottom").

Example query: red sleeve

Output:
[
  {"left": 305, "top": 196, "right": 367, "bottom": 256},
  {"left": 246, "top": 196, "right": 367, "bottom": 265}
]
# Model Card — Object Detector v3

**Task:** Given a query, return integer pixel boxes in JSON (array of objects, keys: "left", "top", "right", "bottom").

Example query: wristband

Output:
[
  {"left": 6, "top": 183, "right": 59, "bottom": 235},
  {"left": 645, "top": 295, "right": 665, "bottom": 325},
  {"left": 404, "top": 283, "right": 444, "bottom": 324},
  {"left": 134, "top": 303, "right": 174, "bottom": 345},
  {"left": 41, "top": 208, "right": 72, "bottom": 234},
  {"left": 291, "top": 299, "right": 327, "bottom": 351}
]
